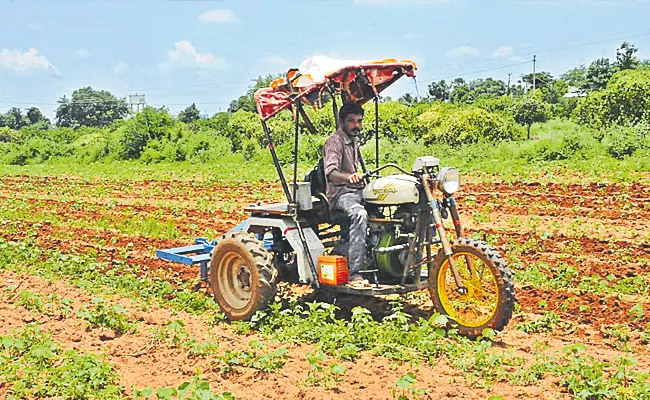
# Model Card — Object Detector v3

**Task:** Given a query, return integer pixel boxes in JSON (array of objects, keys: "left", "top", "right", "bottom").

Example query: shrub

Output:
[
  {"left": 424, "top": 107, "right": 523, "bottom": 146},
  {"left": 242, "top": 138, "right": 259, "bottom": 161},
  {"left": 67, "top": 132, "right": 111, "bottom": 163},
  {"left": 602, "top": 124, "right": 649, "bottom": 159},
  {"left": 573, "top": 69, "right": 650, "bottom": 128},
  {"left": 0, "top": 127, "right": 21, "bottom": 142},
  {"left": 181, "top": 132, "right": 232, "bottom": 164}
]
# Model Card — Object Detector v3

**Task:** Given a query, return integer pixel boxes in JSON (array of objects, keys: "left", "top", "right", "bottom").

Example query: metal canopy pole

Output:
[
  {"left": 290, "top": 100, "right": 321, "bottom": 288},
  {"left": 374, "top": 96, "right": 379, "bottom": 169},
  {"left": 262, "top": 121, "right": 292, "bottom": 204},
  {"left": 292, "top": 101, "right": 301, "bottom": 205},
  {"left": 331, "top": 90, "right": 339, "bottom": 130}
]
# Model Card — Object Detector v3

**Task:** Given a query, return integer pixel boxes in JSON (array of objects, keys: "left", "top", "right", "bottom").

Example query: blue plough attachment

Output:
[
  {"left": 156, "top": 238, "right": 216, "bottom": 281},
  {"left": 156, "top": 219, "right": 274, "bottom": 282}
]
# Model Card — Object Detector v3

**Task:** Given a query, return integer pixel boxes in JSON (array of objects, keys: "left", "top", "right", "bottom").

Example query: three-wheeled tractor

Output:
[{"left": 158, "top": 56, "right": 515, "bottom": 338}]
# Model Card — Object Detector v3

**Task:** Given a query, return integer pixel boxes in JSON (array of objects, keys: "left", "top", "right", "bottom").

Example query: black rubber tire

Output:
[
  {"left": 428, "top": 238, "right": 515, "bottom": 339},
  {"left": 210, "top": 231, "right": 277, "bottom": 321}
]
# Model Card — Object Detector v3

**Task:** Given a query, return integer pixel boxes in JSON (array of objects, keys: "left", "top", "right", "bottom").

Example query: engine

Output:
[{"left": 367, "top": 205, "right": 419, "bottom": 282}]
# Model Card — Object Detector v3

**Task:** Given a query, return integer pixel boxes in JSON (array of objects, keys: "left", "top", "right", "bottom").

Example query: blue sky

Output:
[{"left": 1, "top": 0, "right": 649, "bottom": 119}]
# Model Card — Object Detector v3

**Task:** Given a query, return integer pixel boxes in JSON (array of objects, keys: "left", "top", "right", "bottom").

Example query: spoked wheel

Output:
[
  {"left": 429, "top": 238, "right": 515, "bottom": 339},
  {"left": 210, "top": 231, "right": 277, "bottom": 321}
]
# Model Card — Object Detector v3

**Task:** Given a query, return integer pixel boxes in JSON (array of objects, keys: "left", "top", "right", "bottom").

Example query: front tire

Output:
[
  {"left": 210, "top": 231, "right": 277, "bottom": 321},
  {"left": 429, "top": 238, "right": 515, "bottom": 339}
]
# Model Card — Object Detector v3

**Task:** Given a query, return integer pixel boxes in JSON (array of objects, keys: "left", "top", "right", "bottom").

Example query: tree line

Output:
[{"left": 0, "top": 41, "right": 648, "bottom": 166}]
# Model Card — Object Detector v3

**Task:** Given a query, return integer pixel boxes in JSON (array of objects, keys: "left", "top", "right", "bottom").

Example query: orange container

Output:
[{"left": 318, "top": 255, "right": 349, "bottom": 285}]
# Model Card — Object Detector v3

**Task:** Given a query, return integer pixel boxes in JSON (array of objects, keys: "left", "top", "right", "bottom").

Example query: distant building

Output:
[{"left": 563, "top": 86, "right": 587, "bottom": 98}]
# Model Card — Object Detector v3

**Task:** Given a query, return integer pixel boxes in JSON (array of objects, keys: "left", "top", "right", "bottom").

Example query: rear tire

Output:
[
  {"left": 429, "top": 238, "right": 515, "bottom": 339},
  {"left": 210, "top": 231, "right": 277, "bottom": 321}
]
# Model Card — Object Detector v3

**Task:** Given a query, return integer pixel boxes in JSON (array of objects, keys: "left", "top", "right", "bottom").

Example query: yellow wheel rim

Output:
[{"left": 436, "top": 252, "right": 499, "bottom": 328}]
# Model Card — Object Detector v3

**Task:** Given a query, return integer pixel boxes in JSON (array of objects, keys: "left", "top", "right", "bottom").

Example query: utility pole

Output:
[
  {"left": 532, "top": 55, "right": 537, "bottom": 95},
  {"left": 507, "top": 73, "right": 512, "bottom": 96}
]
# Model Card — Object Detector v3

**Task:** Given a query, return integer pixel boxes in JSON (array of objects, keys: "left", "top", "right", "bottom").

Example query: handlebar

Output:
[
  {"left": 333, "top": 163, "right": 416, "bottom": 187},
  {"left": 363, "top": 163, "right": 415, "bottom": 179}
]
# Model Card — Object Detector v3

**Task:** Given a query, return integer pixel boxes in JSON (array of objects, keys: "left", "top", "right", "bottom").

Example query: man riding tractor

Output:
[
  {"left": 324, "top": 102, "right": 369, "bottom": 284},
  {"left": 156, "top": 56, "right": 516, "bottom": 338}
]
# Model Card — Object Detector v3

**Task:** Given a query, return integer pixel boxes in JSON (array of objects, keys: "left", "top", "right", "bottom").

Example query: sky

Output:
[{"left": 1, "top": 0, "right": 649, "bottom": 119}]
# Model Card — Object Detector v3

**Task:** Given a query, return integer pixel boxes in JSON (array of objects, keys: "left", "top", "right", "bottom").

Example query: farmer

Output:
[{"left": 323, "top": 102, "right": 368, "bottom": 283}]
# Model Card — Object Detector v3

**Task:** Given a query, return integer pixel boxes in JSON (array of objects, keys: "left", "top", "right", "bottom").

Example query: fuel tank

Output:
[{"left": 362, "top": 174, "right": 419, "bottom": 205}]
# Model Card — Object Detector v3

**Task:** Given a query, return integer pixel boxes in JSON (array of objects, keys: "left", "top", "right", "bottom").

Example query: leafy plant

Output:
[
  {"left": 304, "top": 350, "right": 346, "bottom": 388},
  {"left": 516, "top": 312, "right": 561, "bottom": 334},
  {"left": 0, "top": 324, "right": 123, "bottom": 399},
  {"left": 212, "top": 341, "right": 288, "bottom": 375},
  {"left": 133, "top": 373, "right": 235, "bottom": 400},
  {"left": 76, "top": 297, "right": 138, "bottom": 334},
  {"left": 393, "top": 372, "right": 427, "bottom": 400}
]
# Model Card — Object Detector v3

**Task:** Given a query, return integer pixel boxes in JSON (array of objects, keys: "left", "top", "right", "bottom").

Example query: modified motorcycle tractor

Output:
[{"left": 157, "top": 56, "right": 515, "bottom": 338}]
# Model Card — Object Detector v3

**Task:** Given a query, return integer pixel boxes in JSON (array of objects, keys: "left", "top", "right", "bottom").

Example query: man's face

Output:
[{"left": 342, "top": 114, "right": 363, "bottom": 138}]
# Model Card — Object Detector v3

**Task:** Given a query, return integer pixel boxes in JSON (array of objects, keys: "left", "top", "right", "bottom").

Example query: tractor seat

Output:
[
  {"left": 310, "top": 192, "right": 348, "bottom": 226},
  {"left": 304, "top": 159, "right": 351, "bottom": 228},
  {"left": 329, "top": 207, "right": 349, "bottom": 226}
]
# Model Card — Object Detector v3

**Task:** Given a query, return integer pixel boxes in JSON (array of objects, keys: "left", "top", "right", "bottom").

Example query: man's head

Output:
[{"left": 339, "top": 102, "right": 364, "bottom": 138}]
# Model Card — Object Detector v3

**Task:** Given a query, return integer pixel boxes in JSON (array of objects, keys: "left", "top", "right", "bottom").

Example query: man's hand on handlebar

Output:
[{"left": 348, "top": 172, "right": 363, "bottom": 184}]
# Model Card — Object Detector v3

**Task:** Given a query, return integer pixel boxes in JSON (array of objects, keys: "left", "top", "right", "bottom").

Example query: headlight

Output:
[{"left": 437, "top": 167, "right": 461, "bottom": 195}]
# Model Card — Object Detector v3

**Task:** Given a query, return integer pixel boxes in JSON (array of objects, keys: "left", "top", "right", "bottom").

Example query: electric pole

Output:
[
  {"left": 507, "top": 72, "right": 512, "bottom": 96},
  {"left": 532, "top": 55, "right": 537, "bottom": 95}
]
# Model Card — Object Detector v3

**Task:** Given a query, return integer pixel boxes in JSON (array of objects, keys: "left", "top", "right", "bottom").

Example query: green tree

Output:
[
  {"left": 0, "top": 107, "right": 26, "bottom": 130},
  {"left": 26, "top": 107, "right": 50, "bottom": 125},
  {"left": 521, "top": 71, "right": 554, "bottom": 92},
  {"left": 55, "top": 87, "right": 129, "bottom": 128},
  {"left": 427, "top": 80, "right": 450, "bottom": 101},
  {"left": 586, "top": 58, "right": 615, "bottom": 91},
  {"left": 229, "top": 74, "right": 281, "bottom": 113},
  {"left": 468, "top": 78, "right": 507, "bottom": 99},
  {"left": 560, "top": 65, "right": 588, "bottom": 90},
  {"left": 510, "top": 96, "right": 548, "bottom": 139},
  {"left": 615, "top": 41, "right": 639, "bottom": 71},
  {"left": 398, "top": 93, "right": 417, "bottom": 106},
  {"left": 450, "top": 78, "right": 470, "bottom": 104},
  {"left": 541, "top": 79, "right": 569, "bottom": 104},
  {"left": 449, "top": 77, "right": 506, "bottom": 104},
  {"left": 178, "top": 103, "right": 200, "bottom": 123}
]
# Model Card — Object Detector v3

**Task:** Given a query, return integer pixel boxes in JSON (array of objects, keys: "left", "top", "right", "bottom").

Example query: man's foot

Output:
[{"left": 347, "top": 274, "right": 370, "bottom": 287}]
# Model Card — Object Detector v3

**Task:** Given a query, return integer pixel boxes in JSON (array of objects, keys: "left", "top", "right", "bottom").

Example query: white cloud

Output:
[
  {"left": 446, "top": 45, "right": 480, "bottom": 58},
  {"left": 0, "top": 48, "right": 61, "bottom": 76},
  {"left": 492, "top": 46, "right": 514, "bottom": 58},
  {"left": 262, "top": 55, "right": 287, "bottom": 66},
  {"left": 159, "top": 41, "right": 226, "bottom": 71},
  {"left": 75, "top": 49, "right": 90, "bottom": 59},
  {"left": 25, "top": 23, "right": 41, "bottom": 31},
  {"left": 199, "top": 9, "right": 237, "bottom": 23},
  {"left": 114, "top": 62, "right": 129, "bottom": 75}
]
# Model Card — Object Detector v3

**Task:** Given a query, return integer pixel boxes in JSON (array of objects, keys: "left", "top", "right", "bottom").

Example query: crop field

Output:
[{"left": 1, "top": 170, "right": 650, "bottom": 399}]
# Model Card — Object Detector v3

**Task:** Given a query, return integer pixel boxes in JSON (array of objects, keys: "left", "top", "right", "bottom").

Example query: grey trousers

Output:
[{"left": 333, "top": 191, "right": 368, "bottom": 275}]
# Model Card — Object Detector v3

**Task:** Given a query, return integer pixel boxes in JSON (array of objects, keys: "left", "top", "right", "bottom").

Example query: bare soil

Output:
[{"left": 1, "top": 175, "right": 650, "bottom": 398}]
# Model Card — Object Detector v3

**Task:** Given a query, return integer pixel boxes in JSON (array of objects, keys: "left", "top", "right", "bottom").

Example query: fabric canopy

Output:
[{"left": 254, "top": 56, "right": 417, "bottom": 121}]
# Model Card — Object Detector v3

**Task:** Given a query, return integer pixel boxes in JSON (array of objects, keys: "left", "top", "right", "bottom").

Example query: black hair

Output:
[{"left": 339, "top": 102, "right": 364, "bottom": 121}]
